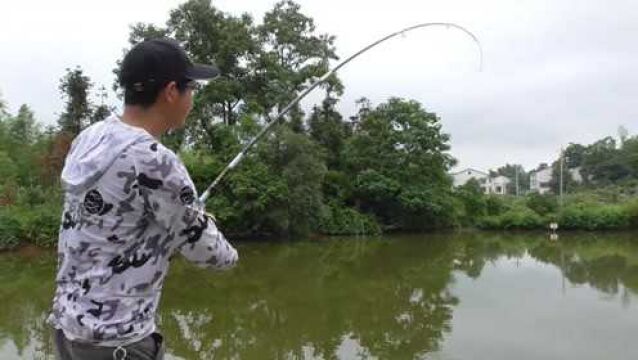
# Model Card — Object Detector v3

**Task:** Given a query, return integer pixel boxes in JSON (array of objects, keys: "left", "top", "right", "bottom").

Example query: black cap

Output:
[{"left": 119, "top": 38, "right": 219, "bottom": 91}]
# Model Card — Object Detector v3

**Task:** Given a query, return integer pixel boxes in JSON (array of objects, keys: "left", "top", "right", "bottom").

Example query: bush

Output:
[
  {"left": 526, "top": 193, "right": 558, "bottom": 216},
  {"left": 453, "top": 179, "right": 487, "bottom": 226},
  {"left": 478, "top": 206, "right": 545, "bottom": 230},
  {"left": 0, "top": 185, "right": 62, "bottom": 249},
  {"left": 559, "top": 203, "right": 629, "bottom": 230},
  {"left": 0, "top": 203, "right": 61, "bottom": 249},
  {"left": 317, "top": 204, "right": 381, "bottom": 235},
  {"left": 15, "top": 185, "right": 61, "bottom": 207},
  {"left": 0, "top": 209, "right": 21, "bottom": 250},
  {"left": 485, "top": 195, "right": 507, "bottom": 216},
  {"left": 22, "top": 205, "right": 61, "bottom": 247}
]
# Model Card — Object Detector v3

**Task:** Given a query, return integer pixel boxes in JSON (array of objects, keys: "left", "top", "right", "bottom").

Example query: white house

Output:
[
  {"left": 529, "top": 164, "right": 584, "bottom": 194},
  {"left": 450, "top": 168, "right": 511, "bottom": 195},
  {"left": 529, "top": 165, "right": 552, "bottom": 194},
  {"left": 450, "top": 168, "right": 489, "bottom": 188},
  {"left": 569, "top": 167, "right": 583, "bottom": 183},
  {"left": 486, "top": 175, "right": 511, "bottom": 195}
]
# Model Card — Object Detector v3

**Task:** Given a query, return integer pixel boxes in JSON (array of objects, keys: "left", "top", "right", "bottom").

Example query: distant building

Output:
[
  {"left": 569, "top": 166, "right": 583, "bottom": 183},
  {"left": 529, "top": 164, "right": 584, "bottom": 194},
  {"left": 450, "top": 168, "right": 511, "bottom": 195},
  {"left": 486, "top": 175, "right": 511, "bottom": 195},
  {"left": 529, "top": 164, "right": 552, "bottom": 194},
  {"left": 450, "top": 168, "right": 489, "bottom": 188}
]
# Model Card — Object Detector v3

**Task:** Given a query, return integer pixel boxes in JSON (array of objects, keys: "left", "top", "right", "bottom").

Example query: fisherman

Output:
[{"left": 49, "top": 38, "right": 238, "bottom": 360}]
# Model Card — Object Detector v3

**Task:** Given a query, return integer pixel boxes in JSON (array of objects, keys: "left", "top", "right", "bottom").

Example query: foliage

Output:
[
  {"left": 478, "top": 205, "right": 545, "bottom": 230},
  {"left": 485, "top": 195, "right": 507, "bottom": 216},
  {"left": 344, "top": 98, "right": 456, "bottom": 230},
  {"left": 454, "top": 178, "right": 486, "bottom": 224},
  {"left": 317, "top": 202, "right": 381, "bottom": 235},
  {"left": 526, "top": 192, "right": 558, "bottom": 216},
  {"left": 559, "top": 203, "right": 629, "bottom": 230},
  {"left": 58, "top": 67, "right": 93, "bottom": 136},
  {"left": 0, "top": 188, "right": 62, "bottom": 249}
]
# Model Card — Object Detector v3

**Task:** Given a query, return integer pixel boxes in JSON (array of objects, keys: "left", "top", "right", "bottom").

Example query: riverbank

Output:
[{"left": 2, "top": 191, "right": 637, "bottom": 250}]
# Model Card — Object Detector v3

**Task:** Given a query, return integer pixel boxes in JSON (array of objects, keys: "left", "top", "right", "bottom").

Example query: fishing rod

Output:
[{"left": 198, "top": 22, "right": 483, "bottom": 205}]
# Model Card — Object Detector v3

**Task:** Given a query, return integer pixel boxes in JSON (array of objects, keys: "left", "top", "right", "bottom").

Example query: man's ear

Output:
[{"left": 163, "top": 81, "right": 179, "bottom": 104}]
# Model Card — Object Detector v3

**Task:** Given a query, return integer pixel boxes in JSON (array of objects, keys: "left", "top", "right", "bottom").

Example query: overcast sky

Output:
[{"left": 1, "top": 0, "right": 636, "bottom": 171}]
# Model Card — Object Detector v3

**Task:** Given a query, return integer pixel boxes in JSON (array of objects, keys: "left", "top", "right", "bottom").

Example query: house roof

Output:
[
  {"left": 449, "top": 168, "right": 489, "bottom": 176},
  {"left": 490, "top": 175, "right": 511, "bottom": 183},
  {"left": 529, "top": 166, "right": 552, "bottom": 175}
]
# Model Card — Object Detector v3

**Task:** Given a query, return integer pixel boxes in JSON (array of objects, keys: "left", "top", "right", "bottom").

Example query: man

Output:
[{"left": 49, "top": 38, "right": 238, "bottom": 360}]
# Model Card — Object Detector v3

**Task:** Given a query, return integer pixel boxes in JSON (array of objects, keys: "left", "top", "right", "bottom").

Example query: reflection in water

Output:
[
  {"left": 1, "top": 232, "right": 638, "bottom": 359},
  {"left": 159, "top": 238, "right": 458, "bottom": 359}
]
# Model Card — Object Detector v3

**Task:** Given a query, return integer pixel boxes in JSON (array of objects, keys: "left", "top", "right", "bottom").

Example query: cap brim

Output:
[{"left": 185, "top": 63, "right": 220, "bottom": 80}]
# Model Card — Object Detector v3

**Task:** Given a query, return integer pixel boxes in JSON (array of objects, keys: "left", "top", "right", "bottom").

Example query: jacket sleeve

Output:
[{"left": 134, "top": 142, "right": 238, "bottom": 270}]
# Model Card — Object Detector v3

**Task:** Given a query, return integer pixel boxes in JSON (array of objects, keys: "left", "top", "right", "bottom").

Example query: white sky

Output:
[{"left": 1, "top": 0, "right": 636, "bottom": 171}]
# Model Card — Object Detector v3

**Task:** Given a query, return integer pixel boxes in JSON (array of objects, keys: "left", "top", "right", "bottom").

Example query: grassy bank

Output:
[
  {"left": 2, "top": 183, "right": 638, "bottom": 250},
  {"left": 476, "top": 192, "right": 638, "bottom": 231}
]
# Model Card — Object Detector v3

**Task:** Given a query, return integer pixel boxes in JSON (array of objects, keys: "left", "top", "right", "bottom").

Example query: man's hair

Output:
[{"left": 123, "top": 79, "right": 191, "bottom": 108}]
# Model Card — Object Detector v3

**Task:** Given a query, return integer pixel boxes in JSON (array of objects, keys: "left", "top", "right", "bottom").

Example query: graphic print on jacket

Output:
[{"left": 49, "top": 116, "right": 238, "bottom": 346}]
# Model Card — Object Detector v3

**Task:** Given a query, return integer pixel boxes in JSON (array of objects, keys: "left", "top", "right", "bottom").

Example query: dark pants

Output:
[{"left": 54, "top": 329, "right": 164, "bottom": 360}]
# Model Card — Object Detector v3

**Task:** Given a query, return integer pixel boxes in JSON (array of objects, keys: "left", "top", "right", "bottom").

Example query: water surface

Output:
[{"left": 2, "top": 232, "right": 638, "bottom": 359}]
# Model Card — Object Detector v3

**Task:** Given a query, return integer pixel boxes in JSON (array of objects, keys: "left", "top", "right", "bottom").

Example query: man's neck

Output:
[{"left": 120, "top": 106, "right": 167, "bottom": 139}]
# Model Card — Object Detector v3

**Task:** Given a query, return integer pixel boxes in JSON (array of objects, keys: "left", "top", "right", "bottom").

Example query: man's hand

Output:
[{"left": 205, "top": 211, "right": 217, "bottom": 222}]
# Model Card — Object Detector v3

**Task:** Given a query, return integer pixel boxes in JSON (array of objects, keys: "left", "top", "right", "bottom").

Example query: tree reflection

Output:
[
  {"left": 160, "top": 237, "right": 459, "bottom": 359},
  {"left": 0, "top": 252, "right": 56, "bottom": 359},
  {"left": 528, "top": 233, "right": 638, "bottom": 297}
]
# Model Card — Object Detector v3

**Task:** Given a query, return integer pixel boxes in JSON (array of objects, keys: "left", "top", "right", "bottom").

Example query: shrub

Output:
[
  {"left": 317, "top": 204, "right": 381, "bottom": 235},
  {"left": 0, "top": 209, "right": 21, "bottom": 250},
  {"left": 485, "top": 195, "right": 507, "bottom": 216},
  {"left": 478, "top": 206, "right": 545, "bottom": 230},
  {"left": 526, "top": 193, "right": 558, "bottom": 216},
  {"left": 559, "top": 203, "right": 629, "bottom": 230}
]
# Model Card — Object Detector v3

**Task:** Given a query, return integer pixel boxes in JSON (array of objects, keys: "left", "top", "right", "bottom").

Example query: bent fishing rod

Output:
[{"left": 198, "top": 22, "right": 483, "bottom": 205}]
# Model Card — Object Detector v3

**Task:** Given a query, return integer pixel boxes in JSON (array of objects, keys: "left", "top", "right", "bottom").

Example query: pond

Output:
[{"left": 2, "top": 232, "right": 638, "bottom": 359}]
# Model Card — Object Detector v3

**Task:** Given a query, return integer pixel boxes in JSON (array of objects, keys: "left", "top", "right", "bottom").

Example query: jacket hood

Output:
[{"left": 61, "top": 115, "right": 154, "bottom": 194}]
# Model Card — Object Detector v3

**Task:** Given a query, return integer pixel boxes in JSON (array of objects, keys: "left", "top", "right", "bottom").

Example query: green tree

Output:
[
  {"left": 58, "top": 66, "right": 92, "bottom": 136},
  {"left": 564, "top": 143, "right": 586, "bottom": 168},
  {"left": 0, "top": 93, "right": 10, "bottom": 153},
  {"left": 308, "top": 97, "right": 350, "bottom": 169},
  {"left": 0, "top": 104, "right": 47, "bottom": 186},
  {"left": 621, "top": 136, "right": 638, "bottom": 177},
  {"left": 89, "top": 86, "right": 113, "bottom": 124},
  {"left": 455, "top": 178, "right": 486, "bottom": 223},
  {"left": 0, "top": 151, "right": 18, "bottom": 185},
  {"left": 582, "top": 137, "right": 631, "bottom": 184},
  {"left": 345, "top": 98, "right": 456, "bottom": 230},
  {"left": 8, "top": 104, "right": 39, "bottom": 145},
  {"left": 168, "top": 0, "right": 256, "bottom": 131},
  {"left": 279, "top": 129, "right": 326, "bottom": 237},
  {"left": 252, "top": 0, "right": 341, "bottom": 124}
]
